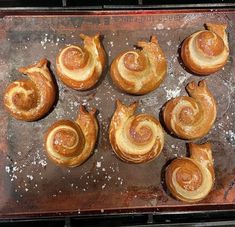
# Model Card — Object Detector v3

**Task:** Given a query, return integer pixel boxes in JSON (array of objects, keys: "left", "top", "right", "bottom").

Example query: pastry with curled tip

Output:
[
  {"left": 109, "top": 100, "right": 164, "bottom": 163},
  {"left": 165, "top": 142, "right": 215, "bottom": 203},
  {"left": 45, "top": 106, "right": 98, "bottom": 167},
  {"left": 163, "top": 80, "right": 216, "bottom": 140},
  {"left": 3, "top": 59, "right": 56, "bottom": 121},
  {"left": 56, "top": 34, "right": 106, "bottom": 90},
  {"left": 110, "top": 36, "right": 167, "bottom": 95},
  {"left": 181, "top": 23, "right": 229, "bottom": 75}
]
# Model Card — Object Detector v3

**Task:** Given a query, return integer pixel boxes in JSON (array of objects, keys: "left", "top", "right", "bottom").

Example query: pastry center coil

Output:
[{"left": 62, "top": 47, "right": 89, "bottom": 70}]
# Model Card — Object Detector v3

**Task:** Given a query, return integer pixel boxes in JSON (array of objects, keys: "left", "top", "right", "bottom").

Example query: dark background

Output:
[{"left": 0, "top": 0, "right": 235, "bottom": 7}]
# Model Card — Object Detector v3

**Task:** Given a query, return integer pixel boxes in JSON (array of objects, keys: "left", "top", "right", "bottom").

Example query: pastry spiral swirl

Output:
[
  {"left": 45, "top": 106, "right": 98, "bottom": 167},
  {"left": 110, "top": 36, "right": 167, "bottom": 95},
  {"left": 165, "top": 142, "right": 215, "bottom": 203},
  {"left": 56, "top": 34, "right": 106, "bottom": 90},
  {"left": 163, "top": 80, "right": 216, "bottom": 140},
  {"left": 3, "top": 59, "right": 56, "bottom": 121},
  {"left": 109, "top": 100, "right": 164, "bottom": 163},
  {"left": 181, "top": 23, "right": 229, "bottom": 75}
]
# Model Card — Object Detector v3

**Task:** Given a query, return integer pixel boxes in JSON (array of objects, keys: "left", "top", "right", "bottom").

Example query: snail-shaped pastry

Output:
[
  {"left": 181, "top": 23, "right": 229, "bottom": 75},
  {"left": 110, "top": 36, "right": 167, "bottom": 95},
  {"left": 109, "top": 100, "right": 164, "bottom": 163},
  {"left": 45, "top": 106, "right": 98, "bottom": 167},
  {"left": 165, "top": 142, "right": 215, "bottom": 203},
  {"left": 163, "top": 80, "right": 216, "bottom": 140},
  {"left": 3, "top": 59, "right": 56, "bottom": 121},
  {"left": 56, "top": 34, "right": 106, "bottom": 90}
]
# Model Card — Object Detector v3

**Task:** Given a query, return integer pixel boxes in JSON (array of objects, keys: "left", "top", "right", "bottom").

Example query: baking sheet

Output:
[{"left": 0, "top": 9, "right": 235, "bottom": 218}]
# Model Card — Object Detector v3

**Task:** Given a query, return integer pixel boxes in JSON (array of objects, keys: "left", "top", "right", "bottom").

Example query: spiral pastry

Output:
[
  {"left": 163, "top": 80, "right": 216, "bottom": 140},
  {"left": 45, "top": 106, "right": 98, "bottom": 167},
  {"left": 165, "top": 142, "right": 215, "bottom": 203},
  {"left": 109, "top": 100, "right": 164, "bottom": 163},
  {"left": 110, "top": 36, "right": 167, "bottom": 95},
  {"left": 3, "top": 59, "right": 56, "bottom": 121},
  {"left": 181, "top": 23, "right": 229, "bottom": 75},
  {"left": 56, "top": 34, "right": 106, "bottom": 90}
]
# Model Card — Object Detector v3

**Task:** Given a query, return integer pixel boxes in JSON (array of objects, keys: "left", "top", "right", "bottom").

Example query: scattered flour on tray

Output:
[
  {"left": 167, "top": 40, "right": 172, "bottom": 46},
  {"left": 154, "top": 23, "right": 164, "bottom": 30},
  {"left": 164, "top": 86, "right": 181, "bottom": 100},
  {"left": 178, "top": 73, "right": 190, "bottom": 85},
  {"left": 96, "top": 161, "right": 101, "bottom": 168},
  {"left": 226, "top": 130, "right": 235, "bottom": 144}
]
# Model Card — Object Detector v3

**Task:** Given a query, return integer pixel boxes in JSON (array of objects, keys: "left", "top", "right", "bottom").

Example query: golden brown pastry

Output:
[
  {"left": 3, "top": 59, "right": 56, "bottom": 121},
  {"left": 45, "top": 106, "right": 98, "bottom": 167},
  {"left": 109, "top": 100, "right": 164, "bottom": 163},
  {"left": 165, "top": 142, "right": 215, "bottom": 203},
  {"left": 110, "top": 36, "right": 167, "bottom": 95},
  {"left": 163, "top": 80, "right": 216, "bottom": 140},
  {"left": 181, "top": 23, "right": 229, "bottom": 75},
  {"left": 56, "top": 34, "right": 106, "bottom": 90}
]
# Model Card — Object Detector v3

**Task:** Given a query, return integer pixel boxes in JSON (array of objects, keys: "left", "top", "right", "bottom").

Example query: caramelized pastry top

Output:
[
  {"left": 56, "top": 34, "right": 106, "bottom": 90},
  {"left": 163, "top": 80, "right": 217, "bottom": 140},
  {"left": 45, "top": 106, "right": 98, "bottom": 167},
  {"left": 181, "top": 23, "right": 229, "bottom": 75},
  {"left": 109, "top": 100, "right": 164, "bottom": 163},
  {"left": 3, "top": 59, "right": 56, "bottom": 121},
  {"left": 110, "top": 36, "right": 167, "bottom": 95},
  {"left": 166, "top": 142, "right": 215, "bottom": 203}
]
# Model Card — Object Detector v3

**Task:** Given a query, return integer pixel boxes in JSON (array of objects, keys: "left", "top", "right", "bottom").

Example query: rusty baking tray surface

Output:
[{"left": 0, "top": 9, "right": 234, "bottom": 218}]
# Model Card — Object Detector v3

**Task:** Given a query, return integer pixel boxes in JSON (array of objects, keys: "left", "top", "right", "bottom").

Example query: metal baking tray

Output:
[{"left": 0, "top": 8, "right": 234, "bottom": 219}]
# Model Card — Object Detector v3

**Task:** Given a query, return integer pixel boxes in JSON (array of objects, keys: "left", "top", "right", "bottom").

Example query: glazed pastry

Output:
[
  {"left": 163, "top": 80, "right": 216, "bottom": 140},
  {"left": 45, "top": 106, "right": 98, "bottom": 167},
  {"left": 181, "top": 23, "right": 229, "bottom": 75},
  {"left": 110, "top": 36, "right": 167, "bottom": 95},
  {"left": 109, "top": 100, "right": 164, "bottom": 163},
  {"left": 56, "top": 34, "right": 106, "bottom": 90},
  {"left": 165, "top": 142, "right": 215, "bottom": 203},
  {"left": 3, "top": 59, "right": 56, "bottom": 121}
]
